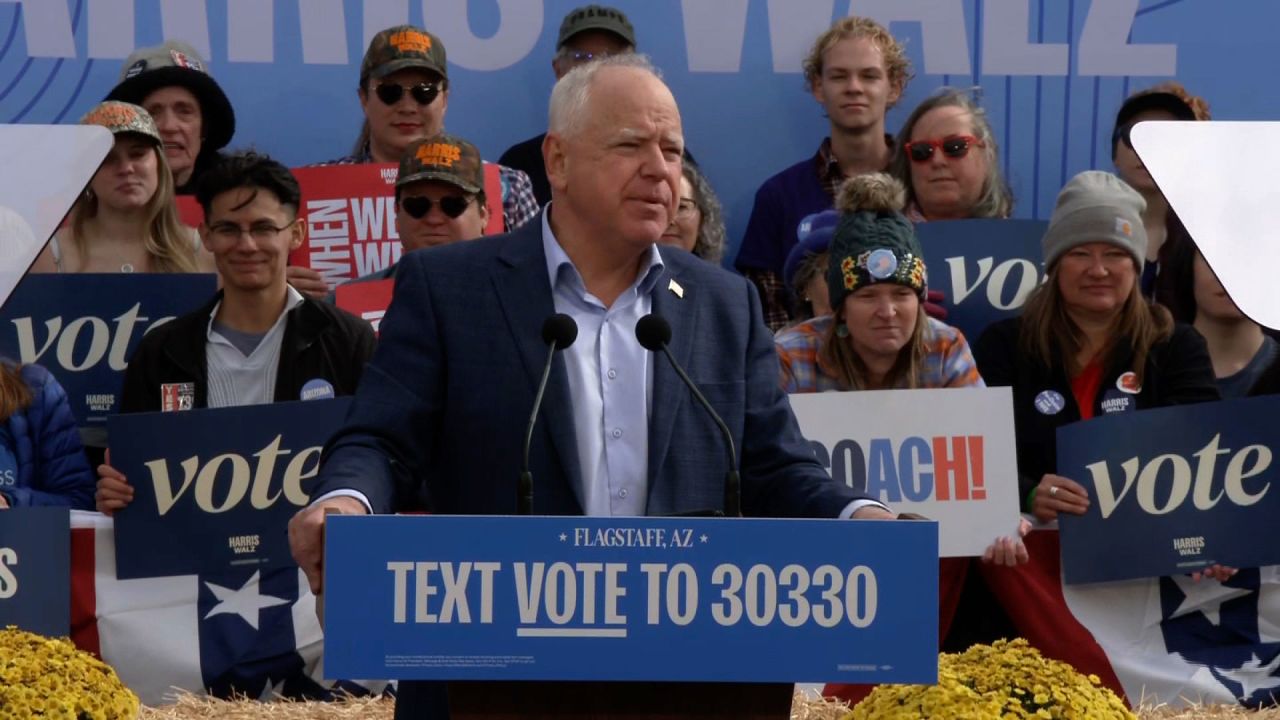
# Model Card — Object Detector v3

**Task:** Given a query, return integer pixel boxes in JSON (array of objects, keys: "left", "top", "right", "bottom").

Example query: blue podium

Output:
[{"left": 323, "top": 513, "right": 937, "bottom": 718}]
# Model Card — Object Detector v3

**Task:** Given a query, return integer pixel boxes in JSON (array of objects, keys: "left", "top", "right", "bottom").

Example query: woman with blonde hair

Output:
[
  {"left": 890, "top": 88, "right": 1013, "bottom": 222},
  {"left": 32, "top": 101, "right": 211, "bottom": 274}
]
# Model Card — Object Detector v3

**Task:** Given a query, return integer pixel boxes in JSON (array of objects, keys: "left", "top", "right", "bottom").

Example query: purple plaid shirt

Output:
[{"left": 317, "top": 146, "right": 539, "bottom": 233}]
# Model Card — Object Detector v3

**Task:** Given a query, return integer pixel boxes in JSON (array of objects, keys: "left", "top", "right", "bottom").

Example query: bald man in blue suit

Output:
[{"left": 290, "top": 54, "right": 891, "bottom": 719}]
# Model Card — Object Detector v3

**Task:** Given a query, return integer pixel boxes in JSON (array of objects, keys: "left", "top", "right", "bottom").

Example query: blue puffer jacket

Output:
[{"left": 0, "top": 363, "right": 94, "bottom": 509}]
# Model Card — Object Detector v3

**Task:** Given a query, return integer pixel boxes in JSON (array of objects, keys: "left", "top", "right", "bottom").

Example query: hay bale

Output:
[{"left": 138, "top": 689, "right": 1280, "bottom": 719}]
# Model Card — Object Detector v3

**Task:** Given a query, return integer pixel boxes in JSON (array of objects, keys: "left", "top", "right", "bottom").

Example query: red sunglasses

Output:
[{"left": 905, "top": 135, "right": 984, "bottom": 163}]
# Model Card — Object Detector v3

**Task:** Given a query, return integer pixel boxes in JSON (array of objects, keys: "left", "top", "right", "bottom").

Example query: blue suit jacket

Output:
[
  {"left": 313, "top": 210, "right": 871, "bottom": 517},
  {"left": 313, "top": 211, "right": 874, "bottom": 719}
]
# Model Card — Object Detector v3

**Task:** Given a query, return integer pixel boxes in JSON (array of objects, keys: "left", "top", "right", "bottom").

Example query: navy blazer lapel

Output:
[
  {"left": 647, "top": 257, "right": 698, "bottom": 488},
  {"left": 491, "top": 218, "right": 585, "bottom": 509}
]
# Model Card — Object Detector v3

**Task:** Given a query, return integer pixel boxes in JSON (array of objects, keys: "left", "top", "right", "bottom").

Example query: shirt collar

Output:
[
  {"left": 206, "top": 285, "right": 305, "bottom": 341},
  {"left": 816, "top": 137, "right": 843, "bottom": 185},
  {"left": 540, "top": 204, "right": 666, "bottom": 301},
  {"left": 815, "top": 134, "right": 898, "bottom": 181}
]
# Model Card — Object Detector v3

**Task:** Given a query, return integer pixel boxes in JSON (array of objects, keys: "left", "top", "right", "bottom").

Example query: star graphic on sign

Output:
[
  {"left": 700, "top": 534, "right": 708, "bottom": 544},
  {"left": 203, "top": 570, "right": 290, "bottom": 631},
  {"left": 1216, "top": 651, "right": 1280, "bottom": 700},
  {"left": 559, "top": 533, "right": 567, "bottom": 542},
  {"left": 1168, "top": 574, "right": 1254, "bottom": 626}
]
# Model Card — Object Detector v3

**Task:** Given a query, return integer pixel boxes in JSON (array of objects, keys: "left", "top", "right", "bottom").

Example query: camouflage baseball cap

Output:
[
  {"left": 79, "top": 101, "right": 162, "bottom": 145},
  {"left": 397, "top": 134, "right": 482, "bottom": 194},
  {"left": 557, "top": 5, "right": 636, "bottom": 49},
  {"left": 362, "top": 25, "right": 447, "bottom": 83}
]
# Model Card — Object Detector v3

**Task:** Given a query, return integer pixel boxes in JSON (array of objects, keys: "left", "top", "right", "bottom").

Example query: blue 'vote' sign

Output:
[
  {"left": 1057, "top": 396, "right": 1280, "bottom": 584},
  {"left": 916, "top": 219, "right": 1047, "bottom": 343},
  {"left": 110, "top": 398, "right": 351, "bottom": 579},
  {"left": 0, "top": 507, "right": 70, "bottom": 637},
  {"left": 0, "top": 274, "right": 216, "bottom": 425},
  {"left": 323, "top": 515, "right": 938, "bottom": 683}
]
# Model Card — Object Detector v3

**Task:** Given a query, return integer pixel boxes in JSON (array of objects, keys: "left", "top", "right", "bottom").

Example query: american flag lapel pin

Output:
[{"left": 668, "top": 279, "right": 684, "bottom": 298}]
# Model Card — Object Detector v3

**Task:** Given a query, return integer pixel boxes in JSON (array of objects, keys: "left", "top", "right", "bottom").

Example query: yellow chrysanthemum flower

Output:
[
  {"left": 847, "top": 639, "right": 1134, "bottom": 720},
  {"left": 0, "top": 626, "right": 139, "bottom": 719}
]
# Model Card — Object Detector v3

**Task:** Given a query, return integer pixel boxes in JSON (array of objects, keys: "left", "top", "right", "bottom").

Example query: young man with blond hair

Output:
[{"left": 735, "top": 16, "right": 912, "bottom": 330}]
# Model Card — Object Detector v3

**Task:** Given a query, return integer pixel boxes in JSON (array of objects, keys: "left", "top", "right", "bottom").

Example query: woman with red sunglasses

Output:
[{"left": 889, "top": 89, "right": 1013, "bottom": 222}]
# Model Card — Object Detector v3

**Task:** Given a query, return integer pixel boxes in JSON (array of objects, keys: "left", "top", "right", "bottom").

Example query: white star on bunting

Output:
[{"left": 203, "top": 570, "right": 290, "bottom": 631}]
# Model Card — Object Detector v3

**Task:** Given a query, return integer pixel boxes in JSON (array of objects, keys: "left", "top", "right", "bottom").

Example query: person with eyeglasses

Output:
[
  {"left": 735, "top": 16, "right": 912, "bottom": 333},
  {"left": 332, "top": 133, "right": 490, "bottom": 293},
  {"left": 657, "top": 163, "right": 726, "bottom": 264},
  {"left": 499, "top": 5, "right": 637, "bottom": 207},
  {"left": 92, "top": 152, "right": 375, "bottom": 510},
  {"left": 889, "top": 88, "right": 1014, "bottom": 223}
]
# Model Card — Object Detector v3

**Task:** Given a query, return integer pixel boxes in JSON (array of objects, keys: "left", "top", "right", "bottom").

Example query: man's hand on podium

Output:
[{"left": 289, "top": 496, "right": 368, "bottom": 595}]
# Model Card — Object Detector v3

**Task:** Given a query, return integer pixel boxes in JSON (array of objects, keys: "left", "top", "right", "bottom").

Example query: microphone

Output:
[
  {"left": 520, "top": 314, "right": 578, "bottom": 515},
  {"left": 635, "top": 313, "right": 741, "bottom": 517}
]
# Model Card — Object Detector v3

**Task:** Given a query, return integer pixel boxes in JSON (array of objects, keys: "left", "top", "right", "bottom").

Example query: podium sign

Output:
[
  {"left": 324, "top": 514, "right": 938, "bottom": 683},
  {"left": 0, "top": 507, "right": 70, "bottom": 637}
]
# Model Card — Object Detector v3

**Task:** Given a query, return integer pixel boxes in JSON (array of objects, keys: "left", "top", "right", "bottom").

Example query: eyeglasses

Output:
[
  {"left": 401, "top": 195, "right": 473, "bottom": 219},
  {"left": 373, "top": 81, "right": 441, "bottom": 106},
  {"left": 675, "top": 198, "right": 699, "bottom": 219},
  {"left": 905, "top": 135, "right": 983, "bottom": 163},
  {"left": 207, "top": 221, "right": 293, "bottom": 242},
  {"left": 562, "top": 50, "right": 613, "bottom": 65}
]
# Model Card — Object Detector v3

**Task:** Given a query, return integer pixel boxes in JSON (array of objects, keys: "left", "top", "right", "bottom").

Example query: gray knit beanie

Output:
[{"left": 1042, "top": 170, "right": 1147, "bottom": 269}]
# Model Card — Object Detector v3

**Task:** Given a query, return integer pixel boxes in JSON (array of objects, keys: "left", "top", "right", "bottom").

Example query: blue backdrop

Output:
[{"left": 1, "top": 1, "right": 1274, "bottom": 263}]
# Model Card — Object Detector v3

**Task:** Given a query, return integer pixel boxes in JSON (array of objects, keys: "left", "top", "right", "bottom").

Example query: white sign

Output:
[
  {"left": 0, "top": 124, "right": 112, "bottom": 308},
  {"left": 790, "top": 387, "right": 1021, "bottom": 557},
  {"left": 1132, "top": 121, "right": 1280, "bottom": 331}
]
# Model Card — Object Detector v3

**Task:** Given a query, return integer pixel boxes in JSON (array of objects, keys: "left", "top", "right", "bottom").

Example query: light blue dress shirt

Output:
[{"left": 540, "top": 210, "right": 664, "bottom": 516}]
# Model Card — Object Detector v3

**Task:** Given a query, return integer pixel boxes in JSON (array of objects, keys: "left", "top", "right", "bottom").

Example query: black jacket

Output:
[
  {"left": 973, "top": 317, "right": 1219, "bottom": 508},
  {"left": 120, "top": 291, "right": 376, "bottom": 413}
]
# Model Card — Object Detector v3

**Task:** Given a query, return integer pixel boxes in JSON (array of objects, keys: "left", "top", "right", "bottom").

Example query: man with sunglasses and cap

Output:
[
  {"left": 333, "top": 133, "right": 490, "bottom": 291},
  {"left": 319, "top": 25, "right": 536, "bottom": 235},
  {"left": 296, "top": 25, "right": 536, "bottom": 300},
  {"left": 499, "top": 4, "right": 637, "bottom": 206},
  {"left": 106, "top": 40, "right": 236, "bottom": 195}
]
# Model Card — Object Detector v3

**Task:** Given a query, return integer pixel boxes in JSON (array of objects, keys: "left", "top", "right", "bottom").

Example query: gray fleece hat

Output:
[{"left": 1042, "top": 170, "right": 1147, "bottom": 269}]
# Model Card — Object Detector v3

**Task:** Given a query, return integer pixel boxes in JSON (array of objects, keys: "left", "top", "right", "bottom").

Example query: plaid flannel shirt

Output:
[
  {"left": 317, "top": 147, "right": 539, "bottom": 232},
  {"left": 775, "top": 315, "right": 985, "bottom": 393}
]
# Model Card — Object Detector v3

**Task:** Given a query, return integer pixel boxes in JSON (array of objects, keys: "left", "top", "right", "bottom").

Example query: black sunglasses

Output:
[
  {"left": 401, "top": 195, "right": 472, "bottom": 219},
  {"left": 374, "top": 81, "right": 440, "bottom": 106}
]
